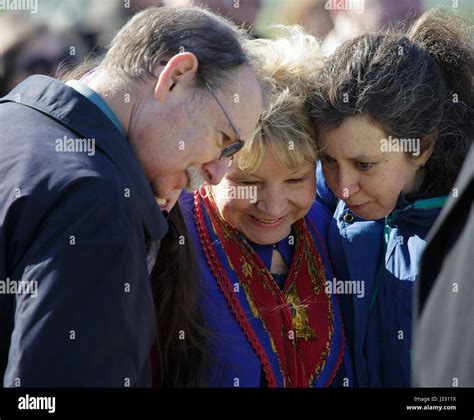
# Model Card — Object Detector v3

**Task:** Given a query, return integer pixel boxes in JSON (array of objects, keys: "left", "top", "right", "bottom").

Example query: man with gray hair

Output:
[{"left": 0, "top": 6, "right": 262, "bottom": 386}]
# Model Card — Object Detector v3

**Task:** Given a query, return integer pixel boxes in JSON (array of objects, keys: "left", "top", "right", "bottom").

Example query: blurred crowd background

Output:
[{"left": 1, "top": 0, "right": 473, "bottom": 97}]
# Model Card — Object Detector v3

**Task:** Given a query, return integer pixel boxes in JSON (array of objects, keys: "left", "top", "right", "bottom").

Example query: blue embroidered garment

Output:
[{"left": 180, "top": 192, "right": 353, "bottom": 387}]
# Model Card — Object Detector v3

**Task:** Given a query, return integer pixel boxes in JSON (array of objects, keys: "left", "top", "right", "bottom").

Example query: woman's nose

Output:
[
  {"left": 336, "top": 170, "right": 360, "bottom": 199},
  {"left": 256, "top": 190, "right": 288, "bottom": 217}
]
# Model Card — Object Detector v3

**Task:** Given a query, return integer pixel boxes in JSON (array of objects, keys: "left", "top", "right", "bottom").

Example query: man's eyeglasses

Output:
[
  {"left": 204, "top": 81, "right": 244, "bottom": 160},
  {"left": 158, "top": 60, "right": 244, "bottom": 160}
]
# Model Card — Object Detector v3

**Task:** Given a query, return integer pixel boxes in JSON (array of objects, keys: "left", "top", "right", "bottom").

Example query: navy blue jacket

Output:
[{"left": 0, "top": 76, "right": 167, "bottom": 387}]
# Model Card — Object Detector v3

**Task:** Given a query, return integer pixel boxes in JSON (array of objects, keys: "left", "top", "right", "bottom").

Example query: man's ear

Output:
[{"left": 153, "top": 52, "right": 199, "bottom": 102}]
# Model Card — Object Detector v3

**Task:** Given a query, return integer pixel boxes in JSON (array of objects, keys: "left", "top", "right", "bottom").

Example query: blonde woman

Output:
[{"left": 173, "top": 27, "right": 352, "bottom": 387}]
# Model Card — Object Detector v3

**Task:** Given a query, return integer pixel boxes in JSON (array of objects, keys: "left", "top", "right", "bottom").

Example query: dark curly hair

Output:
[{"left": 310, "top": 9, "right": 473, "bottom": 198}]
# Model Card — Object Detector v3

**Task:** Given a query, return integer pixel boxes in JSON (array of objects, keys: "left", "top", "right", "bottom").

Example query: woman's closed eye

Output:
[
  {"left": 286, "top": 177, "right": 305, "bottom": 184},
  {"left": 355, "top": 162, "right": 376, "bottom": 171},
  {"left": 238, "top": 180, "right": 260, "bottom": 186}
]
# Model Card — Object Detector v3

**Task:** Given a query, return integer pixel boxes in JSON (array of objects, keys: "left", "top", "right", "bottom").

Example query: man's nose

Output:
[{"left": 201, "top": 159, "right": 230, "bottom": 185}]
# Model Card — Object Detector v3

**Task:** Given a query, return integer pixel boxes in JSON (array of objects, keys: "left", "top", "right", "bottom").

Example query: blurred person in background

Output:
[
  {"left": 165, "top": 0, "right": 263, "bottom": 36},
  {"left": 274, "top": 0, "right": 334, "bottom": 41},
  {"left": 198, "top": 0, "right": 261, "bottom": 27},
  {"left": 321, "top": 0, "right": 423, "bottom": 54},
  {"left": 0, "top": 13, "right": 86, "bottom": 96}
]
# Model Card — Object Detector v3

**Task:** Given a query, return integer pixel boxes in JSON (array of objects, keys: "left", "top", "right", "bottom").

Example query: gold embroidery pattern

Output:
[{"left": 285, "top": 283, "right": 316, "bottom": 341}]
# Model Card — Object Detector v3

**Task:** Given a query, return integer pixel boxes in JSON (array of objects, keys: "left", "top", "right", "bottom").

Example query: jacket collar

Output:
[
  {"left": 390, "top": 193, "right": 448, "bottom": 227},
  {"left": 1, "top": 75, "right": 167, "bottom": 240}
]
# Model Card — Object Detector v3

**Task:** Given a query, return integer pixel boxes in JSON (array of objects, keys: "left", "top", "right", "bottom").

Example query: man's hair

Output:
[
  {"left": 237, "top": 26, "right": 324, "bottom": 173},
  {"left": 101, "top": 5, "right": 249, "bottom": 92}
]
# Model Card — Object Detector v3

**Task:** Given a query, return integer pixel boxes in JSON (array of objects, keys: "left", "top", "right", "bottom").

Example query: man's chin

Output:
[
  {"left": 185, "top": 182, "right": 204, "bottom": 193},
  {"left": 185, "top": 167, "right": 206, "bottom": 191}
]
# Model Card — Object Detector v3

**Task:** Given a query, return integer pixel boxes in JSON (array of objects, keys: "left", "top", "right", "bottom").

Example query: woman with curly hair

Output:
[{"left": 310, "top": 9, "right": 473, "bottom": 387}]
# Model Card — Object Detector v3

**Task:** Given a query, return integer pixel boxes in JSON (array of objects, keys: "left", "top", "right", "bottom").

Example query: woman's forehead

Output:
[
  {"left": 232, "top": 155, "right": 315, "bottom": 179},
  {"left": 321, "top": 116, "right": 387, "bottom": 158}
]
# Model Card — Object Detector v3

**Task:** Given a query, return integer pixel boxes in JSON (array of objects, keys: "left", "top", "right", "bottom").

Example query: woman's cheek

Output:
[
  {"left": 221, "top": 195, "right": 253, "bottom": 227},
  {"left": 321, "top": 164, "right": 337, "bottom": 191},
  {"left": 302, "top": 182, "right": 317, "bottom": 208},
  {"left": 290, "top": 186, "right": 316, "bottom": 220}
]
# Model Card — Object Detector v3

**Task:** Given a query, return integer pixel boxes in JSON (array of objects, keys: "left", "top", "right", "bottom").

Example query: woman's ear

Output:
[
  {"left": 153, "top": 52, "right": 199, "bottom": 102},
  {"left": 416, "top": 128, "right": 437, "bottom": 167}
]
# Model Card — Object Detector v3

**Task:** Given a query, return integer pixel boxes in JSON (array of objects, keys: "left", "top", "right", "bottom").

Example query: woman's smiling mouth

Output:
[{"left": 248, "top": 214, "right": 285, "bottom": 228}]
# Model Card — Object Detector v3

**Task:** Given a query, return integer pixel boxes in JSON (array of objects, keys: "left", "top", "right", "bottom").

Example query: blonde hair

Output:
[{"left": 237, "top": 26, "right": 324, "bottom": 174}]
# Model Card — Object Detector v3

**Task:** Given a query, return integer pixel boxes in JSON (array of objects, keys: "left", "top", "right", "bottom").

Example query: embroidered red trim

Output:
[
  {"left": 194, "top": 192, "right": 278, "bottom": 387},
  {"left": 194, "top": 193, "right": 342, "bottom": 387},
  {"left": 306, "top": 216, "right": 346, "bottom": 387}
]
